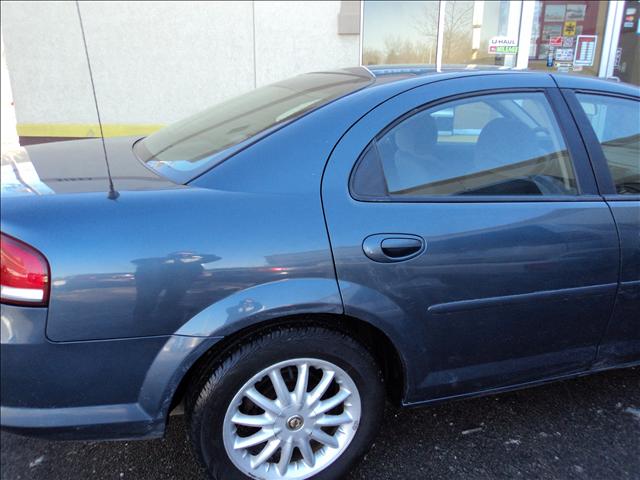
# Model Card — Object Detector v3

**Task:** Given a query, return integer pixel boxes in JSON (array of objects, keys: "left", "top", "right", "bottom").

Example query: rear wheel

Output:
[{"left": 186, "top": 326, "right": 385, "bottom": 480}]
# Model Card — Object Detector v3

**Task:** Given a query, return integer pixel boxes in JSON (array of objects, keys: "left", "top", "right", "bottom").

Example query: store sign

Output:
[
  {"left": 574, "top": 35, "right": 597, "bottom": 66},
  {"left": 623, "top": 7, "right": 637, "bottom": 29},
  {"left": 563, "top": 20, "right": 577, "bottom": 37},
  {"left": 555, "top": 48, "right": 574, "bottom": 62},
  {"left": 488, "top": 37, "right": 518, "bottom": 54},
  {"left": 549, "top": 36, "right": 563, "bottom": 47}
]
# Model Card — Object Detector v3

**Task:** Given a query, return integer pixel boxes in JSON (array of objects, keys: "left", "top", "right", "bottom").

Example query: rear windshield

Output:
[{"left": 135, "top": 71, "right": 372, "bottom": 183}]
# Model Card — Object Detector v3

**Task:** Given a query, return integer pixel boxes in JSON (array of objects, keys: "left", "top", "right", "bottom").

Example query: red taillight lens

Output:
[{"left": 0, "top": 233, "right": 50, "bottom": 306}]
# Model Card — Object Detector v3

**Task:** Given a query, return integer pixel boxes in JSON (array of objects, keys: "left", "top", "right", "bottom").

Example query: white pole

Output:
[
  {"left": 436, "top": 0, "right": 447, "bottom": 71},
  {"left": 359, "top": 0, "right": 364, "bottom": 65},
  {"left": 515, "top": 0, "right": 534, "bottom": 69},
  {"left": 599, "top": 0, "right": 624, "bottom": 78}
]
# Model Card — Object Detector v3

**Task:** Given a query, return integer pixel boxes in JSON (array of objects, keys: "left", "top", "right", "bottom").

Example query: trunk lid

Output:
[{"left": 1, "top": 136, "right": 178, "bottom": 197}]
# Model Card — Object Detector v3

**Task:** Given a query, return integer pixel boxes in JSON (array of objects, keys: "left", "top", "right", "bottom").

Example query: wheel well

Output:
[{"left": 170, "top": 313, "right": 406, "bottom": 413}]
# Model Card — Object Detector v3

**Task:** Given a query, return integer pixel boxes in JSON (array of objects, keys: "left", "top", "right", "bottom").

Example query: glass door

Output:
[
  {"left": 527, "top": 1, "right": 609, "bottom": 77},
  {"left": 613, "top": 0, "right": 640, "bottom": 85}
]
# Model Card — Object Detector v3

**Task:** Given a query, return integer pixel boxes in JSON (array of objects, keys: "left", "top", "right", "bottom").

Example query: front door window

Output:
[{"left": 576, "top": 94, "right": 640, "bottom": 194}]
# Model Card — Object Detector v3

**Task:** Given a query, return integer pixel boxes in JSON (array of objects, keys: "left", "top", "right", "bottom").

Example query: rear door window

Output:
[
  {"left": 353, "top": 92, "right": 578, "bottom": 198},
  {"left": 575, "top": 94, "right": 640, "bottom": 195}
]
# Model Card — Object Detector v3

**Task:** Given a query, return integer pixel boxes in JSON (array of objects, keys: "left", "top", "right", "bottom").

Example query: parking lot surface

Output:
[{"left": 1, "top": 367, "right": 639, "bottom": 480}]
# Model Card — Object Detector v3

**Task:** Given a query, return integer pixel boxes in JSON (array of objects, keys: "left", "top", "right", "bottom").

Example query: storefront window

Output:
[
  {"left": 362, "top": 1, "right": 521, "bottom": 67},
  {"left": 362, "top": 1, "right": 439, "bottom": 65},
  {"left": 613, "top": 1, "right": 640, "bottom": 85},
  {"left": 441, "top": 1, "right": 520, "bottom": 66},
  {"left": 362, "top": 0, "right": 631, "bottom": 85},
  {"left": 528, "top": 1, "right": 608, "bottom": 77}
]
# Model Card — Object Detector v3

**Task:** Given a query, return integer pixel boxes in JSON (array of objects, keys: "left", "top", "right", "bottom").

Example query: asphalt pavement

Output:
[{"left": 1, "top": 367, "right": 639, "bottom": 480}]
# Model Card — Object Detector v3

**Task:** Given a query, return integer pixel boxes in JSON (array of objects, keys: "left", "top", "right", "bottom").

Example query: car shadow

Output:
[{"left": 1, "top": 367, "right": 638, "bottom": 480}]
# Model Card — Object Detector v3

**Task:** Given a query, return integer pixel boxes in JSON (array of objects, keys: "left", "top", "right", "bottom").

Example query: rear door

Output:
[
  {"left": 562, "top": 87, "right": 640, "bottom": 366},
  {"left": 322, "top": 74, "right": 620, "bottom": 403}
]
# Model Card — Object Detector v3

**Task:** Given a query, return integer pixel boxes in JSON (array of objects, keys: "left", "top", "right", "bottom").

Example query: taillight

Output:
[{"left": 0, "top": 233, "right": 50, "bottom": 306}]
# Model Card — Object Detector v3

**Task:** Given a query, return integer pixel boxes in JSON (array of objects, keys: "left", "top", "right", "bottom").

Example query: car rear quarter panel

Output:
[{"left": 1, "top": 186, "right": 338, "bottom": 341}]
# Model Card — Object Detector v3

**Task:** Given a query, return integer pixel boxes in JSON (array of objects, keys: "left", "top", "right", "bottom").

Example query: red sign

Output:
[{"left": 549, "top": 36, "right": 563, "bottom": 47}]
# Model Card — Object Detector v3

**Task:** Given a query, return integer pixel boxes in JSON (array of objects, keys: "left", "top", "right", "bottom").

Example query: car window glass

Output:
[
  {"left": 368, "top": 92, "right": 578, "bottom": 197},
  {"left": 434, "top": 102, "right": 501, "bottom": 141},
  {"left": 576, "top": 94, "right": 640, "bottom": 195},
  {"left": 135, "top": 71, "right": 372, "bottom": 183}
]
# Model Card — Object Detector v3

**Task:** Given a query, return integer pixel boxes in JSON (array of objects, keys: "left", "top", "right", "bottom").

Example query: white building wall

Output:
[
  {"left": 254, "top": 1, "right": 359, "bottom": 86},
  {"left": 80, "top": 1, "right": 256, "bottom": 125},
  {"left": 1, "top": 30, "right": 19, "bottom": 152},
  {"left": 0, "top": 0, "right": 360, "bottom": 138},
  {"left": 1, "top": 1, "right": 101, "bottom": 126}
]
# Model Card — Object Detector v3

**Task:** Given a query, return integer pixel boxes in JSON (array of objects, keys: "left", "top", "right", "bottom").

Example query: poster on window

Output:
[
  {"left": 555, "top": 48, "right": 574, "bottom": 62},
  {"left": 563, "top": 21, "right": 577, "bottom": 37},
  {"left": 488, "top": 37, "right": 519, "bottom": 54},
  {"left": 549, "top": 36, "right": 563, "bottom": 47},
  {"left": 566, "top": 5, "right": 586, "bottom": 21},
  {"left": 544, "top": 4, "right": 566, "bottom": 22},
  {"left": 542, "top": 24, "right": 563, "bottom": 41},
  {"left": 573, "top": 35, "right": 597, "bottom": 66}
]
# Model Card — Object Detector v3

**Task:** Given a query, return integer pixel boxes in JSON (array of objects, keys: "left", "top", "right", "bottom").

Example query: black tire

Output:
[{"left": 185, "top": 326, "right": 385, "bottom": 480}]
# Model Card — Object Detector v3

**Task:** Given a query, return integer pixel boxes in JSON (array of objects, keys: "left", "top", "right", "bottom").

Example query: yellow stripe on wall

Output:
[{"left": 16, "top": 123, "right": 164, "bottom": 138}]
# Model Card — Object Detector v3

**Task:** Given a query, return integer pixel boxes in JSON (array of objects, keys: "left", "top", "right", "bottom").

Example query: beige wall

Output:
[
  {"left": 1, "top": 30, "right": 19, "bottom": 152},
  {"left": 0, "top": 1, "right": 360, "bottom": 138},
  {"left": 254, "top": 1, "right": 360, "bottom": 85}
]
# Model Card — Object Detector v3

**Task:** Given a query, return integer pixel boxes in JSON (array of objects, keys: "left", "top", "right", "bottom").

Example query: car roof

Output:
[
  {"left": 320, "top": 65, "right": 639, "bottom": 97},
  {"left": 550, "top": 73, "right": 639, "bottom": 96},
  {"left": 366, "top": 64, "right": 521, "bottom": 77}
]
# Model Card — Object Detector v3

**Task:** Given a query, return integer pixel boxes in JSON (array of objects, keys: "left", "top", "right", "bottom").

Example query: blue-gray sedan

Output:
[{"left": 1, "top": 67, "right": 639, "bottom": 480}]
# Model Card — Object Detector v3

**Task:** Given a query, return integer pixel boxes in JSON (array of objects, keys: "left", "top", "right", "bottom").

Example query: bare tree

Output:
[
  {"left": 365, "top": 1, "right": 478, "bottom": 66},
  {"left": 363, "top": 37, "right": 434, "bottom": 66},
  {"left": 362, "top": 47, "right": 384, "bottom": 66},
  {"left": 414, "top": 1, "right": 475, "bottom": 64}
]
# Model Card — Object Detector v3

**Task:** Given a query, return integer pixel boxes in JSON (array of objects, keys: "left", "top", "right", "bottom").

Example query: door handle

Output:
[{"left": 363, "top": 234, "right": 425, "bottom": 263}]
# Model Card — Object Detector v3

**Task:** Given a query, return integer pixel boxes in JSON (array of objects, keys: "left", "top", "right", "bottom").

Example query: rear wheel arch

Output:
[{"left": 169, "top": 313, "right": 407, "bottom": 415}]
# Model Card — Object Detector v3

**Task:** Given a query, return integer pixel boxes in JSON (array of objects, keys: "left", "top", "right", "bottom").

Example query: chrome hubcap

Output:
[
  {"left": 222, "top": 358, "right": 361, "bottom": 479},
  {"left": 286, "top": 415, "right": 304, "bottom": 431}
]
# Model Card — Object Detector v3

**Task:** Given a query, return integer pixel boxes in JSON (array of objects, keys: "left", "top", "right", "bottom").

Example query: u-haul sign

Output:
[{"left": 488, "top": 37, "right": 519, "bottom": 54}]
